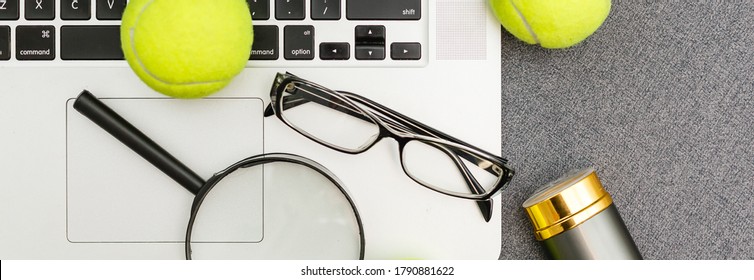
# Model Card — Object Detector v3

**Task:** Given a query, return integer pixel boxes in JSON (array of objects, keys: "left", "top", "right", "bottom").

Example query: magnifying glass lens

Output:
[{"left": 189, "top": 161, "right": 363, "bottom": 260}]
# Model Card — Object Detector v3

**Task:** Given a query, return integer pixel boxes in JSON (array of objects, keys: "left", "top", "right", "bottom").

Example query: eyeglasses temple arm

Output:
[
  {"left": 265, "top": 73, "right": 502, "bottom": 159},
  {"left": 436, "top": 144, "right": 493, "bottom": 222},
  {"left": 266, "top": 83, "right": 380, "bottom": 126},
  {"left": 341, "top": 92, "right": 500, "bottom": 158},
  {"left": 341, "top": 92, "right": 509, "bottom": 176},
  {"left": 267, "top": 87, "right": 508, "bottom": 176}
]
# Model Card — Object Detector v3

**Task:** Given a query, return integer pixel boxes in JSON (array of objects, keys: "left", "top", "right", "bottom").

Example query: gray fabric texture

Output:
[{"left": 497, "top": 0, "right": 754, "bottom": 259}]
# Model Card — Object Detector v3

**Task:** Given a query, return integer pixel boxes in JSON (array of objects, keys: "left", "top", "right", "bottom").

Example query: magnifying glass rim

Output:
[{"left": 184, "top": 153, "right": 366, "bottom": 260}]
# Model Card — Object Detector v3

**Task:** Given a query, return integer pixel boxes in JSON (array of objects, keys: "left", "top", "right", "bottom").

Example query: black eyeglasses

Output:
[{"left": 263, "top": 72, "right": 515, "bottom": 221}]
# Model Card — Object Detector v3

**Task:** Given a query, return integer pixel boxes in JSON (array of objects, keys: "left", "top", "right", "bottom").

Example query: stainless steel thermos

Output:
[{"left": 523, "top": 167, "right": 642, "bottom": 259}]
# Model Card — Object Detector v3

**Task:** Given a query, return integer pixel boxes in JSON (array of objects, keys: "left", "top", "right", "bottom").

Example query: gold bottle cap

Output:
[{"left": 522, "top": 167, "right": 613, "bottom": 241}]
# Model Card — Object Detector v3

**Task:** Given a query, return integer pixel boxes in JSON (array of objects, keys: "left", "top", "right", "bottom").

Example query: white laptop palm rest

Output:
[{"left": 0, "top": 0, "right": 505, "bottom": 259}]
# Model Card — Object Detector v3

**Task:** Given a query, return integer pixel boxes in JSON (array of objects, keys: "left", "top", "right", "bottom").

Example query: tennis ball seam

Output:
[
  {"left": 509, "top": 0, "right": 541, "bottom": 45},
  {"left": 129, "top": 0, "right": 229, "bottom": 87}
]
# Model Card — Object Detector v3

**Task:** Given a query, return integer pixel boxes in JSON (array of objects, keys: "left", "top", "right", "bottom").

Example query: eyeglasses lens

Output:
[
  {"left": 401, "top": 140, "right": 500, "bottom": 198},
  {"left": 279, "top": 83, "right": 380, "bottom": 153}
]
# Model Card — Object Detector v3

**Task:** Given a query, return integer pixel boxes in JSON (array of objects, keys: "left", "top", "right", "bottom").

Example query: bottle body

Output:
[
  {"left": 523, "top": 167, "right": 642, "bottom": 260},
  {"left": 543, "top": 205, "right": 641, "bottom": 259}
]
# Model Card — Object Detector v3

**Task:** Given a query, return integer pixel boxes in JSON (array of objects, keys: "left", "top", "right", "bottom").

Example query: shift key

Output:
[
  {"left": 347, "top": 0, "right": 420, "bottom": 20},
  {"left": 16, "top": 25, "right": 55, "bottom": 60}
]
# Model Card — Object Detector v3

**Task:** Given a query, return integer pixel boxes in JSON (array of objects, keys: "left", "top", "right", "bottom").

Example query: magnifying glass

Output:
[{"left": 73, "top": 90, "right": 365, "bottom": 259}]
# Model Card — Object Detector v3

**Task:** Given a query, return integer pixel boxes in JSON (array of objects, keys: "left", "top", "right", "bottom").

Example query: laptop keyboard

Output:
[{"left": 0, "top": 0, "right": 426, "bottom": 66}]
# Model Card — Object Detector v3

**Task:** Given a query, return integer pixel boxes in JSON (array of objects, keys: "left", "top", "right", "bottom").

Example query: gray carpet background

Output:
[{"left": 497, "top": 0, "right": 754, "bottom": 259}]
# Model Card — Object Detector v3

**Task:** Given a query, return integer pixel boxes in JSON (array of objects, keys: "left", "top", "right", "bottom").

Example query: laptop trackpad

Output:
[{"left": 66, "top": 98, "right": 264, "bottom": 243}]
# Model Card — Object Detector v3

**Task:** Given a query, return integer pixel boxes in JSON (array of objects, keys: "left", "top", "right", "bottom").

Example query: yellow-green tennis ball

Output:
[
  {"left": 121, "top": 0, "right": 253, "bottom": 98},
  {"left": 489, "top": 0, "right": 611, "bottom": 49}
]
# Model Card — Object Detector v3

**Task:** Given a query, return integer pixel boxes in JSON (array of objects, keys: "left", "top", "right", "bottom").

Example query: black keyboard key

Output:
[
  {"left": 346, "top": 0, "right": 420, "bottom": 20},
  {"left": 16, "top": 25, "right": 55, "bottom": 60},
  {"left": 247, "top": 0, "right": 269, "bottom": 20},
  {"left": 0, "top": 0, "right": 20, "bottom": 20},
  {"left": 0, "top": 25, "right": 9, "bottom": 60},
  {"left": 25, "top": 0, "right": 54, "bottom": 20},
  {"left": 355, "top": 25, "right": 385, "bottom": 44},
  {"left": 319, "top": 42, "right": 349, "bottom": 60},
  {"left": 284, "top": 25, "right": 314, "bottom": 60},
  {"left": 61, "top": 26, "right": 123, "bottom": 60},
  {"left": 311, "top": 0, "right": 339, "bottom": 20},
  {"left": 391, "top": 42, "right": 421, "bottom": 60},
  {"left": 61, "top": 0, "right": 91, "bottom": 20},
  {"left": 250, "top": 25, "right": 278, "bottom": 60},
  {"left": 96, "top": 0, "right": 125, "bottom": 20},
  {"left": 276, "top": 0, "right": 304, "bottom": 20},
  {"left": 355, "top": 45, "right": 384, "bottom": 60},
  {"left": 355, "top": 25, "right": 384, "bottom": 60}
]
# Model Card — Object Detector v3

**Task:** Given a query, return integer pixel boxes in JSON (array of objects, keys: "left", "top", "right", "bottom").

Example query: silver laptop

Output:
[{"left": 0, "top": 0, "right": 506, "bottom": 259}]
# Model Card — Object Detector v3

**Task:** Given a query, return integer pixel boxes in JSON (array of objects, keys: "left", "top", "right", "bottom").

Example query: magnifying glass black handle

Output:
[{"left": 73, "top": 90, "right": 204, "bottom": 195}]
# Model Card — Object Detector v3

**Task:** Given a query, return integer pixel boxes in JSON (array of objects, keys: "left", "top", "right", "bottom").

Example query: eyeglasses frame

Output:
[{"left": 264, "top": 72, "right": 515, "bottom": 203}]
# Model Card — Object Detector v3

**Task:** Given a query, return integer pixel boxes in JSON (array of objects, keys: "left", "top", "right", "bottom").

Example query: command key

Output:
[{"left": 16, "top": 25, "right": 55, "bottom": 60}]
